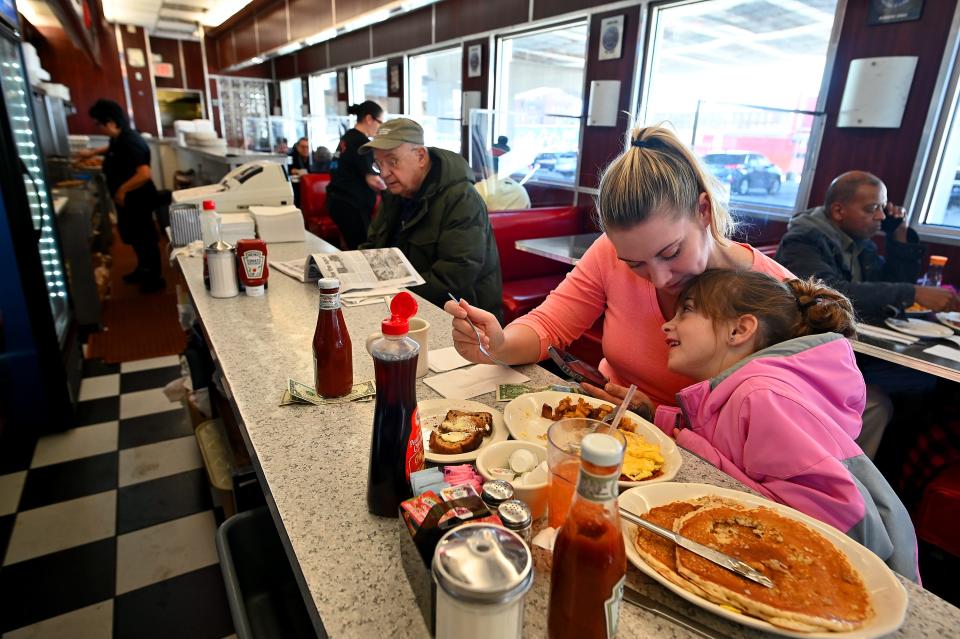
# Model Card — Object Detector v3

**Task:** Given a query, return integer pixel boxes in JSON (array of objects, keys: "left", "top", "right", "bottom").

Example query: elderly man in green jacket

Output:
[{"left": 360, "top": 118, "right": 503, "bottom": 321}]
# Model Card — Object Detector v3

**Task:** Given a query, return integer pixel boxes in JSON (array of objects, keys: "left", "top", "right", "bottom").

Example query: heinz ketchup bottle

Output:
[
  {"left": 366, "top": 292, "right": 425, "bottom": 517},
  {"left": 313, "top": 278, "right": 353, "bottom": 397},
  {"left": 548, "top": 433, "right": 626, "bottom": 639}
]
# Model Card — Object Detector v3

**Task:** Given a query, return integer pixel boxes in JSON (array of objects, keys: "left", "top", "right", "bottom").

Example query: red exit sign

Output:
[{"left": 154, "top": 62, "right": 175, "bottom": 78}]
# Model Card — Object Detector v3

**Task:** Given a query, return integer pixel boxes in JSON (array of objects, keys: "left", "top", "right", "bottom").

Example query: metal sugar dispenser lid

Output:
[
  {"left": 432, "top": 523, "right": 533, "bottom": 605},
  {"left": 204, "top": 239, "right": 234, "bottom": 253}
]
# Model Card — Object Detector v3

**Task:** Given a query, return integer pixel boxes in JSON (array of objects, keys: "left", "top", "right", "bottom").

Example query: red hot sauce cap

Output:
[{"left": 382, "top": 292, "right": 418, "bottom": 335}]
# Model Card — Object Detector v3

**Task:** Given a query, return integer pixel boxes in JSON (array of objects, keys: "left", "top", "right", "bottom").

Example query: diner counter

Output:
[{"left": 178, "top": 233, "right": 960, "bottom": 638}]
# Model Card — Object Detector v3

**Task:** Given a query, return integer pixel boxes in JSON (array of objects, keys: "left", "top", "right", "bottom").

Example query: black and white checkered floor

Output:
[{"left": 0, "top": 356, "right": 235, "bottom": 638}]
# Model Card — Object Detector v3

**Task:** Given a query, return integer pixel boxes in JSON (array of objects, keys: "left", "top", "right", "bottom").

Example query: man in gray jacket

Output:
[{"left": 360, "top": 118, "right": 502, "bottom": 322}]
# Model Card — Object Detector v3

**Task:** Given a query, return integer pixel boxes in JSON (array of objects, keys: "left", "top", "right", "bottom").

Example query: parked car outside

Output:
[
  {"left": 531, "top": 151, "right": 578, "bottom": 177},
  {"left": 702, "top": 151, "right": 783, "bottom": 196}
]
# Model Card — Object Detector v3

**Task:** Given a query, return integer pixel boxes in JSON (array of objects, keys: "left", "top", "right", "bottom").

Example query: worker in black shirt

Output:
[
  {"left": 326, "top": 101, "right": 386, "bottom": 249},
  {"left": 289, "top": 137, "right": 313, "bottom": 175},
  {"left": 78, "top": 100, "right": 163, "bottom": 292}
]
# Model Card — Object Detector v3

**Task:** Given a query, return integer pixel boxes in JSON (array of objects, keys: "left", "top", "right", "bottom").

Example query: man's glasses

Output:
[{"left": 372, "top": 155, "right": 402, "bottom": 174}]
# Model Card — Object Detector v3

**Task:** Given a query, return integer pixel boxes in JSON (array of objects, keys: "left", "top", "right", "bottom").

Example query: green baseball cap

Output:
[{"left": 359, "top": 118, "right": 424, "bottom": 153}]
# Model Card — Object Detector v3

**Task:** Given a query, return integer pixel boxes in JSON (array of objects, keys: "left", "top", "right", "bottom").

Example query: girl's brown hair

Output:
[
  {"left": 677, "top": 269, "right": 856, "bottom": 350},
  {"left": 597, "top": 124, "right": 734, "bottom": 243}
]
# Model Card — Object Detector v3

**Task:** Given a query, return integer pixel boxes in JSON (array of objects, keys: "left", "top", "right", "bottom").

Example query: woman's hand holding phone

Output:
[
  {"left": 581, "top": 381, "right": 655, "bottom": 421},
  {"left": 443, "top": 299, "right": 506, "bottom": 364}
]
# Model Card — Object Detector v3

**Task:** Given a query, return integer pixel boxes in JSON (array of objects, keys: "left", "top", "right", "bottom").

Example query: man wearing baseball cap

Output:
[{"left": 360, "top": 118, "right": 502, "bottom": 321}]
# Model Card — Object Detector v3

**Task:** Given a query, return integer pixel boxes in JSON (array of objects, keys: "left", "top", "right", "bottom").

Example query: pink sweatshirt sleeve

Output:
[
  {"left": 510, "top": 237, "right": 610, "bottom": 360},
  {"left": 675, "top": 429, "right": 780, "bottom": 501},
  {"left": 654, "top": 405, "right": 682, "bottom": 437}
]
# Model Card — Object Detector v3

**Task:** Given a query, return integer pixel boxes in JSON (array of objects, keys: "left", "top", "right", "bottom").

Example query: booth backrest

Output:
[
  {"left": 300, "top": 173, "right": 331, "bottom": 219},
  {"left": 489, "top": 207, "right": 588, "bottom": 282}
]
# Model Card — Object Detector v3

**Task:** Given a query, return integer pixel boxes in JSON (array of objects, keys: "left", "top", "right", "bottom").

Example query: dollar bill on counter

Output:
[
  {"left": 280, "top": 389, "right": 311, "bottom": 406},
  {"left": 496, "top": 382, "right": 588, "bottom": 401},
  {"left": 286, "top": 378, "right": 376, "bottom": 406}
]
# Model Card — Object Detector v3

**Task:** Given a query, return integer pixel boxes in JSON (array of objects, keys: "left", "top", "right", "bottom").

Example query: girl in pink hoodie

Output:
[{"left": 656, "top": 268, "right": 919, "bottom": 581}]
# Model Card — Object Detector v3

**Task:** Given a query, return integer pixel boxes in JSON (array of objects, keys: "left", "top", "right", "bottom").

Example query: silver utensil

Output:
[
  {"left": 604, "top": 384, "right": 637, "bottom": 427},
  {"left": 622, "top": 585, "right": 728, "bottom": 639},
  {"left": 447, "top": 293, "right": 512, "bottom": 367},
  {"left": 619, "top": 508, "right": 774, "bottom": 589}
]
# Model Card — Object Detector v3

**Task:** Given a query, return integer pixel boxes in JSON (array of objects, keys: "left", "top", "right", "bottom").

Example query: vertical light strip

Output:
[
  {"left": 431, "top": 4, "right": 436, "bottom": 44},
  {"left": 143, "top": 31, "right": 163, "bottom": 136},
  {"left": 177, "top": 39, "right": 187, "bottom": 90},
  {"left": 114, "top": 23, "right": 135, "bottom": 126},
  {"left": 285, "top": 0, "right": 291, "bottom": 42}
]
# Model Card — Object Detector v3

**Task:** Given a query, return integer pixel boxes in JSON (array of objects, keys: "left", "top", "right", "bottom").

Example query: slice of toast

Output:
[
  {"left": 439, "top": 410, "right": 494, "bottom": 437},
  {"left": 429, "top": 429, "right": 484, "bottom": 455}
]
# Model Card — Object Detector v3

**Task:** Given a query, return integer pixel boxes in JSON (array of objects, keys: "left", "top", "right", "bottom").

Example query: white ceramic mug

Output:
[{"left": 364, "top": 316, "right": 430, "bottom": 378}]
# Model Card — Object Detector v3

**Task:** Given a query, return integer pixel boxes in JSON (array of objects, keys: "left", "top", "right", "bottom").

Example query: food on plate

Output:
[
  {"left": 430, "top": 429, "right": 483, "bottom": 454},
  {"left": 631, "top": 498, "right": 873, "bottom": 632},
  {"left": 508, "top": 448, "right": 538, "bottom": 473},
  {"left": 429, "top": 410, "right": 494, "bottom": 455},
  {"left": 541, "top": 396, "right": 613, "bottom": 421},
  {"left": 905, "top": 303, "right": 930, "bottom": 312},
  {"left": 620, "top": 431, "right": 665, "bottom": 481}
]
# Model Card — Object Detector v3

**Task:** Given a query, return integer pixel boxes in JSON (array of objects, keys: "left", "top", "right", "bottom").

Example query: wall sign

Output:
[
  {"left": 127, "top": 48, "right": 145, "bottom": 68},
  {"left": 598, "top": 15, "right": 624, "bottom": 61},
  {"left": 389, "top": 64, "right": 400, "bottom": 93},
  {"left": 868, "top": 0, "right": 923, "bottom": 25},
  {"left": 337, "top": 71, "right": 346, "bottom": 95},
  {"left": 467, "top": 45, "right": 482, "bottom": 78},
  {"left": 154, "top": 62, "right": 175, "bottom": 78}
]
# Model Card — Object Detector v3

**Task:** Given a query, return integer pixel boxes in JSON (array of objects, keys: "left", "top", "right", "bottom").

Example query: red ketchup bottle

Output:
[
  {"left": 235, "top": 238, "right": 269, "bottom": 296},
  {"left": 313, "top": 278, "right": 353, "bottom": 398},
  {"left": 548, "top": 433, "right": 627, "bottom": 639},
  {"left": 366, "top": 292, "right": 425, "bottom": 517}
]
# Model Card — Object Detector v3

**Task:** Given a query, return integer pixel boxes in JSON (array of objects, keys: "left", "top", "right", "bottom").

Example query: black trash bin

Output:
[{"left": 216, "top": 508, "right": 317, "bottom": 639}]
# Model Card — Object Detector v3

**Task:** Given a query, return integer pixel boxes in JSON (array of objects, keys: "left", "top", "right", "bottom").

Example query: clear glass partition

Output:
[
  {"left": 384, "top": 113, "right": 459, "bottom": 153},
  {"left": 215, "top": 76, "right": 270, "bottom": 148},
  {"left": 242, "top": 116, "right": 307, "bottom": 152},
  {"left": 307, "top": 115, "right": 352, "bottom": 155}
]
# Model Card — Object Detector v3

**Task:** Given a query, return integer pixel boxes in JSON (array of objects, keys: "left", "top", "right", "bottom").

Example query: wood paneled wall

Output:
[{"left": 118, "top": 25, "right": 159, "bottom": 136}]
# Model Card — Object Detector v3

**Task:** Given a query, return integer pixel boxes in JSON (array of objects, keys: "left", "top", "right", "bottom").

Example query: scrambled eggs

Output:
[{"left": 621, "top": 430, "right": 665, "bottom": 481}]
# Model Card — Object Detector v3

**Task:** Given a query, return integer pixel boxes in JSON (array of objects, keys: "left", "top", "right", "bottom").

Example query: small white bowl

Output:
[{"left": 476, "top": 440, "right": 548, "bottom": 519}]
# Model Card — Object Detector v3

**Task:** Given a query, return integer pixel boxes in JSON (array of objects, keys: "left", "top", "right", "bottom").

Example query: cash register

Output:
[{"left": 171, "top": 161, "right": 294, "bottom": 213}]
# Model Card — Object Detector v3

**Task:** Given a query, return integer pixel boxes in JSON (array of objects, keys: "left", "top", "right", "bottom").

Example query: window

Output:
[
  {"left": 495, "top": 22, "right": 588, "bottom": 187},
  {"left": 641, "top": 0, "right": 840, "bottom": 215},
  {"left": 351, "top": 61, "right": 388, "bottom": 110},
  {"left": 911, "top": 25, "right": 960, "bottom": 237},
  {"left": 280, "top": 78, "right": 303, "bottom": 118},
  {"left": 308, "top": 71, "right": 347, "bottom": 151},
  {"left": 408, "top": 47, "right": 462, "bottom": 152}
]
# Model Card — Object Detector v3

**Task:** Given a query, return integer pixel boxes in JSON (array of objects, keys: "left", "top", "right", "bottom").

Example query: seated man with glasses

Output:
[{"left": 360, "top": 118, "right": 503, "bottom": 321}]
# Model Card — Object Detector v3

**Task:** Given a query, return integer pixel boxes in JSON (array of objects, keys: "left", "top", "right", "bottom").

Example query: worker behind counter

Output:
[{"left": 77, "top": 99, "right": 164, "bottom": 293}]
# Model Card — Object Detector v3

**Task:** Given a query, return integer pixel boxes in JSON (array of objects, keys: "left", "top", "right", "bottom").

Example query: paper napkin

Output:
[
  {"left": 922, "top": 344, "right": 960, "bottom": 364},
  {"left": 428, "top": 347, "right": 473, "bottom": 373},
  {"left": 424, "top": 364, "right": 529, "bottom": 399}
]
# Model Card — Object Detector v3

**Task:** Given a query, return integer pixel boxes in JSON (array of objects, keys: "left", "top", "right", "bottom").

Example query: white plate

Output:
[
  {"left": 884, "top": 317, "right": 955, "bottom": 338},
  {"left": 418, "top": 398, "right": 508, "bottom": 463},
  {"left": 502, "top": 390, "right": 682, "bottom": 487},
  {"left": 620, "top": 483, "right": 908, "bottom": 639},
  {"left": 936, "top": 312, "right": 960, "bottom": 332}
]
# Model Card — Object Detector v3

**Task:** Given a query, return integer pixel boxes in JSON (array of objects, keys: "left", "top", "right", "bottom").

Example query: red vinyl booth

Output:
[
  {"left": 299, "top": 173, "right": 342, "bottom": 245},
  {"left": 914, "top": 462, "right": 960, "bottom": 558},
  {"left": 489, "top": 207, "right": 586, "bottom": 324}
]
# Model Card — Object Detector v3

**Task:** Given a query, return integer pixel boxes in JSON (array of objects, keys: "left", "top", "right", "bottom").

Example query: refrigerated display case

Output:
[{"left": 0, "top": 6, "right": 78, "bottom": 433}]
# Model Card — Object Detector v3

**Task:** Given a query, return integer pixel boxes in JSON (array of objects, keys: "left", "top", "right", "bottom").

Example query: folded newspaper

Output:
[{"left": 270, "top": 248, "right": 425, "bottom": 293}]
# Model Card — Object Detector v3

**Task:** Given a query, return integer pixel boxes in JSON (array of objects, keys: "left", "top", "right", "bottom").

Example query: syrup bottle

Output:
[
  {"left": 313, "top": 278, "right": 353, "bottom": 397},
  {"left": 366, "top": 292, "right": 425, "bottom": 517},
  {"left": 548, "top": 433, "right": 627, "bottom": 639}
]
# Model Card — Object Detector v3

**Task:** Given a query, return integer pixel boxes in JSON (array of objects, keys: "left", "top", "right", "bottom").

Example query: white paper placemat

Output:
[
  {"left": 427, "top": 347, "right": 473, "bottom": 373},
  {"left": 922, "top": 344, "right": 960, "bottom": 363},
  {"left": 424, "top": 364, "right": 528, "bottom": 399}
]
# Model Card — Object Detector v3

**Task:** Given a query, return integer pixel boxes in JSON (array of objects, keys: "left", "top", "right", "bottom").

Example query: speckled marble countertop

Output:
[{"left": 178, "top": 232, "right": 959, "bottom": 638}]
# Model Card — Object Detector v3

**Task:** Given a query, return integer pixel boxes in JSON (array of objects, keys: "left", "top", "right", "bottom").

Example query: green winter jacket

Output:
[{"left": 364, "top": 148, "right": 503, "bottom": 321}]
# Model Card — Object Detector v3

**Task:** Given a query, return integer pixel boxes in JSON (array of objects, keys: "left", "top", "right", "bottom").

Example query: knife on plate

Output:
[
  {"left": 622, "top": 585, "right": 729, "bottom": 639},
  {"left": 620, "top": 507, "right": 774, "bottom": 589}
]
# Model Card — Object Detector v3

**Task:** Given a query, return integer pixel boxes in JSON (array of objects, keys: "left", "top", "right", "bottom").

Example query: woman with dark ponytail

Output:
[
  {"left": 654, "top": 268, "right": 919, "bottom": 580},
  {"left": 326, "top": 100, "right": 386, "bottom": 248}
]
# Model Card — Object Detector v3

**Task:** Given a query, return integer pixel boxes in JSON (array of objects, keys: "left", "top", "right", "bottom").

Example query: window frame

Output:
[
  {"left": 634, "top": 0, "right": 848, "bottom": 220},
  {"left": 905, "top": 4, "right": 960, "bottom": 244},
  {"left": 493, "top": 18, "right": 590, "bottom": 190}
]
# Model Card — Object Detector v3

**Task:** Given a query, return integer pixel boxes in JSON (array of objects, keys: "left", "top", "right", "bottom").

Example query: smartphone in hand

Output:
[{"left": 547, "top": 345, "right": 609, "bottom": 387}]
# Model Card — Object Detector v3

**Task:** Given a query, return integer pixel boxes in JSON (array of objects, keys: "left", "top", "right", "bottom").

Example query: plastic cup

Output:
[{"left": 546, "top": 418, "right": 626, "bottom": 529}]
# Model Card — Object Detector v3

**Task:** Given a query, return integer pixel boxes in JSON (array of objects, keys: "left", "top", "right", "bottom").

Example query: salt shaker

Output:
[
  {"left": 497, "top": 499, "right": 533, "bottom": 545},
  {"left": 206, "top": 240, "right": 239, "bottom": 298},
  {"left": 432, "top": 523, "right": 533, "bottom": 639}
]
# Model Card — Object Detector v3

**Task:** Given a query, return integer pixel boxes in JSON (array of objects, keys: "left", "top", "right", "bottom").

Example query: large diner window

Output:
[
  {"left": 640, "top": 0, "right": 840, "bottom": 216},
  {"left": 910, "top": 24, "right": 960, "bottom": 239},
  {"left": 408, "top": 47, "right": 462, "bottom": 152},
  {"left": 350, "top": 61, "right": 388, "bottom": 110},
  {"left": 308, "top": 71, "right": 346, "bottom": 150},
  {"left": 495, "top": 22, "right": 588, "bottom": 187}
]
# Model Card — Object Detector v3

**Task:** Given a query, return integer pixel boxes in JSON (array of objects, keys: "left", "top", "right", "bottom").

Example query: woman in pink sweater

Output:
[
  {"left": 445, "top": 124, "right": 792, "bottom": 413},
  {"left": 655, "top": 269, "right": 918, "bottom": 581}
]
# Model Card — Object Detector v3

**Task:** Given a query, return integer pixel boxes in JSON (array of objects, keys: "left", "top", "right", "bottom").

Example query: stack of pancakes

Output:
[{"left": 632, "top": 497, "right": 873, "bottom": 632}]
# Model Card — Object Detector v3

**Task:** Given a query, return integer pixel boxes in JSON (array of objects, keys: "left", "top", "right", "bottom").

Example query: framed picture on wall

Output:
[
  {"left": 389, "top": 64, "right": 400, "bottom": 93},
  {"left": 598, "top": 15, "right": 624, "bottom": 61},
  {"left": 868, "top": 0, "right": 923, "bottom": 24},
  {"left": 337, "top": 71, "right": 346, "bottom": 94},
  {"left": 467, "top": 45, "right": 482, "bottom": 78}
]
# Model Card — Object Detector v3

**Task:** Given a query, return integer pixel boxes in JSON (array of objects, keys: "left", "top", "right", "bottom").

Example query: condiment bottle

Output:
[
  {"left": 919, "top": 255, "right": 948, "bottom": 288},
  {"left": 200, "top": 199, "right": 222, "bottom": 247},
  {"left": 366, "top": 292, "right": 424, "bottom": 517},
  {"left": 548, "top": 433, "right": 626, "bottom": 639},
  {"left": 236, "top": 238, "right": 269, "bottom": 296},
  {"left": 432, "top": 523, "right": 533, "bottom": 639},
  {"left": 313, "top": 278, "right": 353, "bottom": 397}
]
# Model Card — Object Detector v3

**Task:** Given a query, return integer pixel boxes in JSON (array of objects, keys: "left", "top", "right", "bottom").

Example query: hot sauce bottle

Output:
[
  {"left": 548, "top": 433, "right": 627, "bottom": 639},
  {"left": 366, "top": 292, "right": 425, "bottom": 517},
  {"left": 313, "top": 278, "right": 353, "bottom": 398}
]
